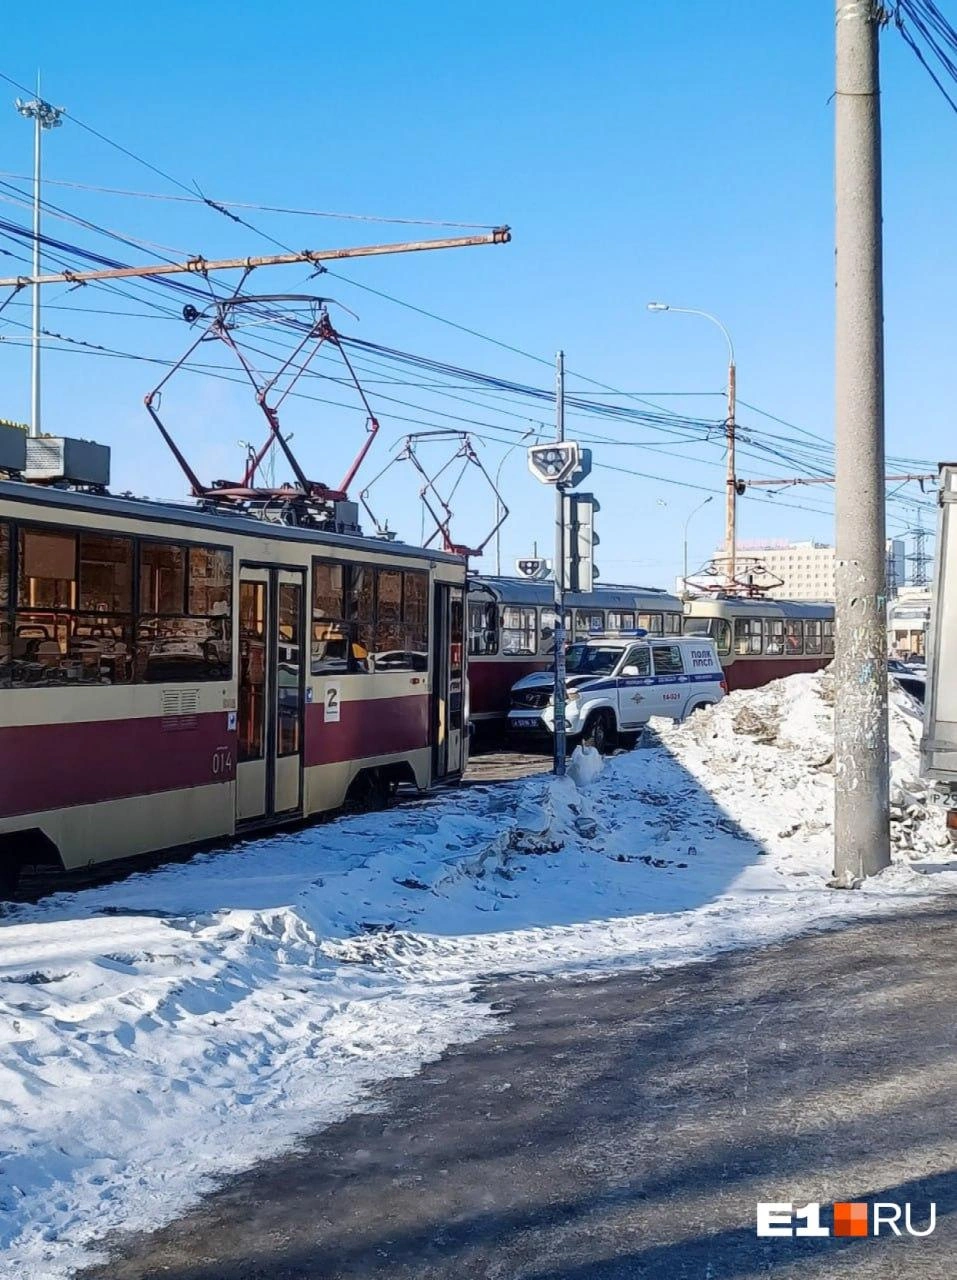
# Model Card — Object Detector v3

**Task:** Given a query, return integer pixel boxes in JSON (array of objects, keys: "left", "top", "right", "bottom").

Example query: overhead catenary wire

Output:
[
  {"left": 0, "top": 171, "right": 500, "bottom": 229},
  {"left": 0, "top": 75, "right": 929, "bottom": 497},
  {"left": 0, "top": 86, "right": 932, "bottom": 542},
  {"left": 0, "top": 61, "right": 934, "bottom": 496},
  {"left": 0, "top": 212, "right": 930, "bottom": 524}
]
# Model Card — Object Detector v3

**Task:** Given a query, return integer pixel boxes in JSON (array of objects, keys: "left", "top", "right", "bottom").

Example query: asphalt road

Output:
[{"left": 82, "top": 903, "right": 957, "bottom": 1280}]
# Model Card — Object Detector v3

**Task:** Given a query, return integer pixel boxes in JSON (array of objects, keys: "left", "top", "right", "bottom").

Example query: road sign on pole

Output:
[
  {"left": 515, "top": 557, "right": 550, "bottom": 579},
  {"left": 528, "top": 441, "right": 581, "bottom": 485}
]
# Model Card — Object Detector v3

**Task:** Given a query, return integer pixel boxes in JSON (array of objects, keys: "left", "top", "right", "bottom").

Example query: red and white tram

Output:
[
  {"left": 682, "top": 595, "right": 834, "bottom": 691},
  {"left": 0, "top": 480, "right": 467, "bottom": 891},
  {"left": 467, "top": 575, "right": 683, "bottom": 730}
]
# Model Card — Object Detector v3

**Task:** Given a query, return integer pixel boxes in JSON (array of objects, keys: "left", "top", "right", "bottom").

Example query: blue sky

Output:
[{"left": 0, "top": 1, "right": 952, "bottom": 586}]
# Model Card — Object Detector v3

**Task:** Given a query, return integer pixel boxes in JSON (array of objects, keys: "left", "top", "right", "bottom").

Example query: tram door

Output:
[
  {"left": 432, "top": 584, "right": 466, "bottom": 780},
  {"left": 236, "top": 566, "right": 305, "bottom": 825}
]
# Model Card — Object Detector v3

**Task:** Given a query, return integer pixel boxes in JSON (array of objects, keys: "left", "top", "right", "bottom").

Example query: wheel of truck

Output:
[{"left": 584, "top": 709, "right": 616, "bottom": 755}]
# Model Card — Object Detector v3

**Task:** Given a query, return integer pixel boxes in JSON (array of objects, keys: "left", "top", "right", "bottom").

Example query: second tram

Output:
[
  {"left": 683, "top": 595, "right": 834, "bottom": 691},
  {"left": 467, "top": 575, "right": 683, "bottom": 729}
]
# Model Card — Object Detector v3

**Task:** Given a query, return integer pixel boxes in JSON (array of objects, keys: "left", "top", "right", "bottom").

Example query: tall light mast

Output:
[{"left": 15, "top": 79, "right": 64, "bottom": 437}]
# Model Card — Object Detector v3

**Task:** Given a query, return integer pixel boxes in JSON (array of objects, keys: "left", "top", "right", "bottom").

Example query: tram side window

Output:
[
  {"left": 575, "top": 610, "right": 604, "bottom": 638},
  {"left": 374, "top": 568, "right": 403, "bottom": 656},
  {"left": 785, "top": 619, "right": 804, "bottom": 655},
  {"left": 805, "top": 619, "right": 823, "bottom": 655},
  {"left": 540, "top": 607, "right": 560, "bottom": 654},
  {"left": 713, "top": 619, "right": 732, "bottom": 656},
  {"left": 606, "top": 611, "right": 635, "bottom": 633},
  {"left": 822, "top": 618, "right": 835, "bottom": 655},
  {"left": 312, "top": 561, "right": 350, "bottom": 674},
  {"left": 468, "top": 601, "right": 498, "bottom": 656},
  {"left": 683, "top": 616, "right": 711, "bottom": 637},
  {"left": 347, "top": 564, "right": 377, "bottom": 668},
  {"left": 734, "top": 617, "right": 763, "bottom": 655},
  {"left": 137, "top": 542, "right": 232, "bottom": 683},
  {"left": 371, "top": 568, "right": 429, "bottom": 671},
  {"left": 313, "top": 560, "right": 430, "bottom": 674},
  {"left": 765, "top": 619, "right": 785, "bottom": 656},
  {"left": 402, "top": 571, "right": 429, "bottom": 666},
  {"left": 0, "top": 522, "right": 9, "bottom": 685},
  {"left": 501, "top": 606, "right": 537, "bottom": 655},
  {"left": 664, "top": 612, "right": 683, "bottom": 635},
  {"left": 638, "top": 612, "right": 664, "bottom": 635},
  {"left": 13, "top": 526, "right": 135, "bottom": 686}
]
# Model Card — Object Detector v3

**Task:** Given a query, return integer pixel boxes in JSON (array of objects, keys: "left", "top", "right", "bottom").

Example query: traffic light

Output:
[
  {"left": 562, "top": 492, "right": 599, "bottom": 592},
  {"left": 527, "top": 441, "right": 581, "bottom": 485}
]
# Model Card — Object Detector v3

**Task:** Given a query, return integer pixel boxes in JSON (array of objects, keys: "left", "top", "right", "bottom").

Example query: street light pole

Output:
[
  {"left": 494, "top": 427, "right": 538, "bottom": 575},
  {"left": 647, "top": 303, "right": 737, "bottom": 583},
  {"left": 16, "top": 78, "right": 64, "bottom": 438},
  {"left": 683, "top": 495, "right": 714, "bottom": 589},
  {"left": 553, "top": 352, "right": 567, "bottom": 778}
]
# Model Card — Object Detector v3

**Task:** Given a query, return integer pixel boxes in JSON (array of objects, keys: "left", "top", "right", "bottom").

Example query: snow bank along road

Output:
[
  {"left": 2, "top": 672, "right": 956, "bottom": 1278},
  {"left": 82, "top": 901, "right": 957, "bottom": 1280}
]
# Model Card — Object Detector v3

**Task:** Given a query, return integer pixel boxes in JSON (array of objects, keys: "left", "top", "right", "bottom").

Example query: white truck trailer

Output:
[{"left": 921, "top": 463, "right": 957, "bottom": 833}]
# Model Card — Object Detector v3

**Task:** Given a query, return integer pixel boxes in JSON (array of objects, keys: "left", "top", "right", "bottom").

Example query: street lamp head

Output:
[
  {"left": 646, "top": 302, "right": 670, "bottom": 312},
  {"left": 15, "top": 97, "right": 65, "bottom": 129}
]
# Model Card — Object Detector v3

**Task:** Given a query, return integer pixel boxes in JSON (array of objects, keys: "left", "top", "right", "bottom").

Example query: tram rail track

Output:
[{"left": 2, "top": 744, "right": 554, "bottom": 908}]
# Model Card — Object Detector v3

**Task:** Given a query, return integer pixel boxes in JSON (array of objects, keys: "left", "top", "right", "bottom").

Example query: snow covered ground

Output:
[{"left": 2, "top": 672, "right": 956, "bottom": 1278}]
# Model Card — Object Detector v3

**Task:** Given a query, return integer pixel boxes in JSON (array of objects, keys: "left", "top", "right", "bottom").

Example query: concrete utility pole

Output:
[
  {"left": 553, "top": 351, "right": 568, "bottom": 778},
  {"left": 833, "top": 0, "right": 891, "bottom": 882},
  {"left": 15, "top": 78, "right": 64, "bottom": 437}
]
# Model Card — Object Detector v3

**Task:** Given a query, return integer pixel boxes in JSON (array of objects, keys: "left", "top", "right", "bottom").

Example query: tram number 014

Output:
[{"left": 212, "top": 746, "right": 234, "bottom": 777}]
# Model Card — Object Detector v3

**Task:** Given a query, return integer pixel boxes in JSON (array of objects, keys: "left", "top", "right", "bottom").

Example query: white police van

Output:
[{"left": 507, "top": 633, "right": 726, "bottom": 753}]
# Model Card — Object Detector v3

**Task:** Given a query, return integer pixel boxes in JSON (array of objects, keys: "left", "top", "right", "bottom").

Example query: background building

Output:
[
  {"left": 722, "top": 537, "right": 907, "bottom": 602},
  {"left": 730, "top": 540, "right": 835, "bottom": 600},
  {"left": 888, "top": 586, "right": 932, "bottom": 657}
]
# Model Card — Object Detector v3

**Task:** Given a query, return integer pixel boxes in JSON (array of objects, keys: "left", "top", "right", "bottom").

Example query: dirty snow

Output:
[{"left": 1, "top": 675, "right": 955, "bottom": 1278}]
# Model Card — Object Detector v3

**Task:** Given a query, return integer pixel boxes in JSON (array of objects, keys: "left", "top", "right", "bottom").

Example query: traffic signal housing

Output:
[{"left": 562, "top": 492, "right": 599, "bottom": 593}]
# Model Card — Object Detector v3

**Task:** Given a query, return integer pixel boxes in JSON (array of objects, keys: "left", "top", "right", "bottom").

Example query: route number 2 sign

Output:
[{"left": 324, "top": 683, "right": 341, "bottom": 723}]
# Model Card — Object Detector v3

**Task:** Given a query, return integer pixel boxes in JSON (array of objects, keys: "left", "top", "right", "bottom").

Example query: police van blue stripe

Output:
[{"left": 584, "top": 671, "right": 722, "bottom": 693}]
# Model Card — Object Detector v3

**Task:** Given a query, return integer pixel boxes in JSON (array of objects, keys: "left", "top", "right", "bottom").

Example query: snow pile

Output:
[
  {"left": 2, "top": 670, "right": 957, "bottom": 1278},
  {"left": 658, "top": 670, "right": 951, "bottom": 864},
  {"left": 567, "top": 742, "right": 603, "bottom": 788}
]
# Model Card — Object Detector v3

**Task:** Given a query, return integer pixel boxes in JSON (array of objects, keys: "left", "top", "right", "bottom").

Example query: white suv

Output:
[{"left": 507, "top": 634, "right": 726, "bottom": 753}]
